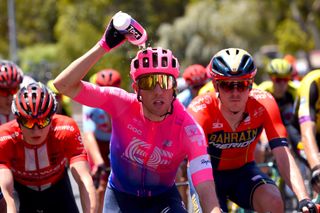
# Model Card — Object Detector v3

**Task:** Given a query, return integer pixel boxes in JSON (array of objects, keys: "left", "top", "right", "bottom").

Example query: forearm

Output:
[
  {"left": 53, "top": 44, "right": 106, "bottom": 98},
  {"left": 276, "top": 147, "right": 309, "bottom": 200},
  {"left": 71, "top": 162, "right": 97, "bottom": 213},
  {"left": 3, "top": 194, "right": 16, "bottom": 213},
  {"left": 79, "top": 175, "right": 97, "bottom": 213},
  {"left": 83, "top": 133, "right": 104, "bottom": 166},
  {"left": 301, "top": 121, "right": 319, "bottom": 168},
  {"left": 195, "top": 181, "right": 221, "bottom": 213},
  {"left": 0, "top": 168, "right": 16, "bottom": 213}
]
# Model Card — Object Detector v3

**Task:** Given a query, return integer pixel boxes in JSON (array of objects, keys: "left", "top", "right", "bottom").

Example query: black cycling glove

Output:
[
  {"left": 92, "top": 164, "right": 109, "bottom": 189},
  {"left": 98, "top": 17, "right": 126, "bottom": 52},
  {"left": 298, "top": 198, "right": 317, "bottom": 213}
]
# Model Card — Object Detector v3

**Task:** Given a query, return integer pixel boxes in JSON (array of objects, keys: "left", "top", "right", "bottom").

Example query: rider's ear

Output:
[{"left": 212, "top": 81, "right": 219, "bottom": 92}]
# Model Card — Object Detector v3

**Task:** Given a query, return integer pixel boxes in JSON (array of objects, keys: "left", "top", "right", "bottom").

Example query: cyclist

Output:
[
  {"left": 0, "top": 60, "right": 23, "bottom": 125},
  {"left": 0, "top": 82, "right": 96, "bottom": 213},
  {"left": 0, "top": 60, "right": 23, "bottom": 212},
  {"left": 257, "top": 58, "right": 305, "bottom": 165},
  {"left": 47, "top": 79, "right": 73, "bottom": 117},
  {"left": 83, "top": 68, "right": 121, "bottom": 213},
  {"left": 187, "top": 48, "right": 316, "bottom": 212},
  {"left": 177, "top": 64, "right": 209, "bottom": 107},
  {"left": 295, "top": 70, "right": 320, "bottom": 194},
  {"left": 53, "top": 13, "right": 221, "bottom": 213}
]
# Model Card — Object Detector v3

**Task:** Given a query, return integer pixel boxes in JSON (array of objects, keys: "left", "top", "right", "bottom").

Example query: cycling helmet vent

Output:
[
  {"left": 12, "top": 82, "right": 57, "bottom": 119},
  {"left": 209, "top": 48, "right": 257, "bottom": 80},
  {"left": 267, "top": 58, "right": 292, "bottom": 78},
  {"left": 182, "top": 64, "right": 209, "bottom": 86},
  {"left": 130, "top": 47, "right": 180, "bottom": 81},
  {"left": 90, "top": 69, "right": 122, "bottom": 87},
  {"left": 0, "top": 60, "right": 23, "bottom": 89}
]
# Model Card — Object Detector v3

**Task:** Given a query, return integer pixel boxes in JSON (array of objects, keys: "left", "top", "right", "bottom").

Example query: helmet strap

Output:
[
  {"left": 160, "top": 89, "right": 176, "bottom": 117},
  {"left": 137, "top": 89, "right": 142, "bottom": 102}
]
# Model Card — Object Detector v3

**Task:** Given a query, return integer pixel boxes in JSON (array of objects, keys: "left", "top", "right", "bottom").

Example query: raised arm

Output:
[
  {"left": 54, "top": 45, "right": 106, "bottom": 98},
  {"left": 53, "top": 15, "right": 126, "bottom": 98},
  {"left": 0, "top": 168, "right": 17, "bottom": 213}
]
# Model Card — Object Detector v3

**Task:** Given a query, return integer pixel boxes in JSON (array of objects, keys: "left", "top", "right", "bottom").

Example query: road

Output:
[{"left": 70, "top": 100, "right": 83, "bottom": 212}]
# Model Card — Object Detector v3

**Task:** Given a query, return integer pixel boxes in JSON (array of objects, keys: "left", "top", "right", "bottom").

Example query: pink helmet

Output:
[
  {"left": 0, "top": 60, "right": 23, "bottom": 89},
  {"left": 182, "top": 64, "right": 208, "bottom": 86},
  {"left": 12, "top": 82, "right": 57, "bottom": 119},
  {"left": 130, "top": 47, "right": 180, "bottom": 81}
]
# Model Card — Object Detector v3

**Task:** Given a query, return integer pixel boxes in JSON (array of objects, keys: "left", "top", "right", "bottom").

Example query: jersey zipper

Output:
[
  {"left": 140, "top": 122, "right": 156, "bottom": 196},
  {"left": 33, "top": 146, "right": 41, "bottom": 191}
]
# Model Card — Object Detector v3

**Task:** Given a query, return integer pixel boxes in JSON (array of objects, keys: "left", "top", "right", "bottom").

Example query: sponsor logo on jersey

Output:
[
  {"left": 185, "top": 124, "right": 206, "bottom": 146},
  {"left": 189, "top": 95, "right": 212, "bottom": 112},
  {"left": 207, "top": 127, "right": 263, "bottom": 149},
  {"left": 127, "top": 124, "right": 142, "bottom": 135},
  {"left": 0, "top": 131, "right": 19, "bottom": 142},
  {"left": 162, "top": 140, "right": 172, "bottom": 147},
  {"left": 123, "top": 137, "right": 173, "bottom": 169},
  {"left": 212, "top": 122, "right": 223, "bottom": 128},
  {"left": 54, "top": 125, "right": 75, "bottom": 132}
]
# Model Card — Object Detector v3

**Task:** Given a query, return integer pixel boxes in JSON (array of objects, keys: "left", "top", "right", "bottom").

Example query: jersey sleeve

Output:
[
  {"left": 74, "top": 81, "right": 135, "bottom": 116},
  {"left": 298, "top": 79, "right": 318, "bottom": 123},
  {"left": 183, "top": 114, "right": 213, "bottom": 186},
  {"left": 0, "top": 123, "right": 16, "bottom": 169},
  {"left": 0, "top": 140, "right": 11, "bottom": 169},
  {"left": 252, "top": 90, "right": 288, "bottom": 149},
  {"left": 58, "top": 117, "right": 88, "bottom": 164}
]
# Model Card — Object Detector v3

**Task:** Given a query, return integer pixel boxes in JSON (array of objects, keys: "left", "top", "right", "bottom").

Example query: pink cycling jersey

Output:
[{"left": 74, "top": 81, "right": 213, "bottom": 196}]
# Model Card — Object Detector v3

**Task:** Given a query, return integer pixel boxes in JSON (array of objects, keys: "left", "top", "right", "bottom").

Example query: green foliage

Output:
[
  {"left": 18, "top": 43, "right": 59, "bottom": 82},
  {"left": 156, "top": 0, "right": 266, "bottom": 69},
  {"left": 275, "top": 19, "right": 314, "bottom": 54},
  {"left": 1, "top": 0, "right": 319, "bottom": 89}
]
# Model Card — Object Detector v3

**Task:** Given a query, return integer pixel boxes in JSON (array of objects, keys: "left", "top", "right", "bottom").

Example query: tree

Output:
[{"left": 156, "top": 0, "right": 270, "bottom": 70}]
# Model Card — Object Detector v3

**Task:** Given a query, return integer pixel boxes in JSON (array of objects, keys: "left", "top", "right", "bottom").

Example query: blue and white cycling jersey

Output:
[
  {"left": 177, "top": 88, "right": 193, "bottom": 108},
  {"left": 82, "top": 105, "right": 112, "bottom": 142}
]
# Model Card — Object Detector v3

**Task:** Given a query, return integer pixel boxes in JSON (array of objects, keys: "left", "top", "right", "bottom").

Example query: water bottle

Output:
[{"left": 113, "top": 11, "right": 147, "bottom": 46}]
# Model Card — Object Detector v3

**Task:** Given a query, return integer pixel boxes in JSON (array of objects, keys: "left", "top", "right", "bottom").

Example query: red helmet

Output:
[
  {"left": 0, "top": 60, "right": 23, "bottom": 89},
  {"left": 130, "top": 47, "right": 180, "bottom": 81},
  {"left": 12, "top": 82, "right": 57, "bottom": 119},
  {"left": 209, "top": 48, "right": 256, "bottom": 81},
  {"left": 92, "top": 69, "right": 121, "bottom": 87},
  {"left": 182, "top": 64, "right": 208, "bottom": 86}
]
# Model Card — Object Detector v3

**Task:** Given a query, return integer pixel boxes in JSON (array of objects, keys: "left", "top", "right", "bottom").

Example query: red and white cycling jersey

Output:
[
  {"left": 187, "top": 89, "right": 288, "bottom": 170},
  {"left": 0, "top": 114, "right": 87, "bottom": 191}
]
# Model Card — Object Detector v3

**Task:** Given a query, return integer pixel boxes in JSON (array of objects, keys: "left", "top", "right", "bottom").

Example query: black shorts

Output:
[
  {"left": 14, "top": 170, "right": 79, "bottom": 213},
  {"left": 214, "top": 162, "right": 275, "bottom": 211},
  {"left": 103, "top": 185, "right": 187, "bottom": 213},
  {"left": 188, "top": 161, "right": 275, "bottom": 212}
]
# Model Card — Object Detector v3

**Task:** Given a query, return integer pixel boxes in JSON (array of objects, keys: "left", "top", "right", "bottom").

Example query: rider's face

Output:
[
  {"left": 271, "top": 77, "right": 289, "bottom": 98},
  {"left": 216, "top": 80, "right": 251, "bottom": 113},
  {"left": 135, "top": 83, "right": 175, "bottom": 121},
  {"left": 20, "top": 122, "right": 52, "bottom": 145}
]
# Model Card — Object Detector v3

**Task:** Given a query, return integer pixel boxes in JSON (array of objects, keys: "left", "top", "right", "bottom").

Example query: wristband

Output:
[{"left": 98, "top": 40, "right": 111, "bottom": 52}]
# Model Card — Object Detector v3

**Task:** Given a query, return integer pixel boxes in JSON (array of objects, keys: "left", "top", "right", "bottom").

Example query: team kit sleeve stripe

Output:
[{"left": 189, "top": 154, "right": 213, "bottom": 186}]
